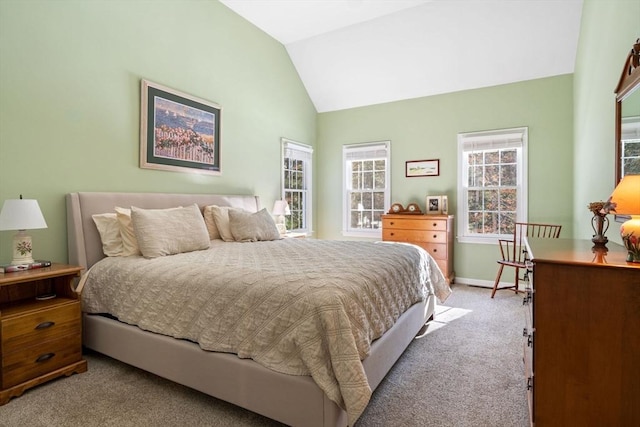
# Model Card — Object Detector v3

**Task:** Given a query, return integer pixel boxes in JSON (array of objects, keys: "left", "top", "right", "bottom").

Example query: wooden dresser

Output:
[
  {"left": 382, "top": 214, "right": 454, "bottom": 284},
  {"left": 524, "top": 238, "right": 640, "bottom": 426}
]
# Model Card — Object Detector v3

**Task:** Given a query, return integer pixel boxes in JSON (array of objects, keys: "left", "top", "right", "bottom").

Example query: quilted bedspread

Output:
[{"left": 81, "top": 239, "right": 450, "bottom": 425}]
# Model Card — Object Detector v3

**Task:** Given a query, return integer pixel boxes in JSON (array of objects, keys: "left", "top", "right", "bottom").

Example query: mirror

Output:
[{"left": 615, "top": 39, "right": 640, "bottom": 184}]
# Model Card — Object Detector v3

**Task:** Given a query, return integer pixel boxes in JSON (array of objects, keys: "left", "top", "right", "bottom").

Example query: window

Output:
[
  {"left": 457, "top": 127, "right": 528, "bottom": 244},
  {"left": 282, "top": 138, "right": 312, "bottom": 233},
  {"left": 343, "top": 141, "right": 390, "bottom": 237}
]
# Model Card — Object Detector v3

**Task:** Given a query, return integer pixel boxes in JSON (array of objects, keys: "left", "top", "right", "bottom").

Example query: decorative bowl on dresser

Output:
[
  {"left": 0, "top": 264, "right": 87, "bottom": 405},
  {"left": 523, "top": 238, "right": 640, "bottom": 426},
  {"left": 382, "top": 214, "right": 454, "bottom": 284}
]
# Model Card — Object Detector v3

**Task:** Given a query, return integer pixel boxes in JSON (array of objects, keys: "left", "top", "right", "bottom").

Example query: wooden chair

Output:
[{"left": 491, "top": 222, "right": 562, "bottom": 298}]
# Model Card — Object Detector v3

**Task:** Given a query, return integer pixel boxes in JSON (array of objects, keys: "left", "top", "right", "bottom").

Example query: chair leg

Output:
[
  {"left": 491, "top": 264, "right": 505, "bottom": 298},
  {"left": 513, "top": 267, "right": 519, "bottom": 294}
]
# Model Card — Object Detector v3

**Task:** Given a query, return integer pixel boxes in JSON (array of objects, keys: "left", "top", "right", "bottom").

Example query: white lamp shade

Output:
[
  {"left": 272, "top": 200, "right": 291, "bottom": 216},
  {"left": 0, "top": 199, "right": 48, "bottom": 231}
]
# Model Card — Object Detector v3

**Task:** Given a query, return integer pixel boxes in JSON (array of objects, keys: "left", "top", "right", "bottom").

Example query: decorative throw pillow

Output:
[
  {"left": 202, "top": 205, "right": 222, "bottom": 240},
  {"left": 210, "top": 206, "right": 245, "bottom": 242},
  {"left": 115, "top": 207, "right": 141, "bottom": 256},
  {"left": 91, "top": 213, "right": 123, "bottom": 257},
  {"left": 229, "top": 208, "right": 282, "bottom": 242},
  {"left": 131, "top": 204, "right": 210, "bottom": 258}
]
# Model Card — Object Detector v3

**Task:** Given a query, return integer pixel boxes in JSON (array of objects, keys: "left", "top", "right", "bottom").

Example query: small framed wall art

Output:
[
  {"left": 140, "top": 79, "right": 221, "bottom": 175},
  {"left": 405, "top": 159, "right": 439, "bottom": 177},
  {"left": 426, "top": 195, "right": 442, "bottom": 215}
]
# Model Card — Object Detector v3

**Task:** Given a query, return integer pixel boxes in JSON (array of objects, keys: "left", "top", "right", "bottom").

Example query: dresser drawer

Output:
[
  {"left": 1, "top": 302, "right": 80, "bottom": 353},
  {"left": 1, "top": 334, "right": 82, "bottom": 389},
  {"left": 412, "top": 242, "right": 448, "bottom": 260},
  {"left": 383, "top": 229, "right": 447, "bottom": 244},
  {"left": 382, "top": 217, "right": 447, "bottom": 231}
]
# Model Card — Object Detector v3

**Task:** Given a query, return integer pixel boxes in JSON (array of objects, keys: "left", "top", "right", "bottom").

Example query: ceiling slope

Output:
[{"left": 220, "top": 0, "right": 584, "bottom": 112}]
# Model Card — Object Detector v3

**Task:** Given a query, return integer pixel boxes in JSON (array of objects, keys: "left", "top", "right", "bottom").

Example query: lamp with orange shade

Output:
[{"left": 608, "top": 174, "right": 640, "bottom": 262}]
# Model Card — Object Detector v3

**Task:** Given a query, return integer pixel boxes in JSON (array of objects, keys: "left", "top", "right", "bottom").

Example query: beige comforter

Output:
[{"left": 81, "top": 239, "right": 450, "bottom": 425}]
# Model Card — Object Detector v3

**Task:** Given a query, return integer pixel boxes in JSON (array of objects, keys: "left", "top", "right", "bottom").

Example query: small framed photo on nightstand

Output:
[{"left": 426, "top": 195, "right": 442, "bottom": 215}]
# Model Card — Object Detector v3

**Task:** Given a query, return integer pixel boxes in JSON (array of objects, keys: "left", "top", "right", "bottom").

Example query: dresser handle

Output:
[
  {"left": 390, "top": 232, "right": 395, "bottom": 236},
  {"left": 432, "top": 248, "right": 437, "bottom": 253},
  {"left": 432, "top": 223, "right": 437, "bottom": 227},
  {"left": 35, "top": 353, "right": 55, "bottom": 363},
  {"left": 432, "top": 234, "right": 437, "bottom": 239},
  {"left": 35, "top": 321, "right": 55, "bottom": 330},
  {"left": 390, "top": 222, "right": 394, "bottom": 225}
]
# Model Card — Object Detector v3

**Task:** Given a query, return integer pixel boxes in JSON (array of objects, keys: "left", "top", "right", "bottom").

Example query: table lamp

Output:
[
  {"left": 608, "top": 174, "right": 640, "bottom": 262},
  {"left": 0, "top": 196, "right": 48, "bottom": 265},
  {"left": 272, "top": 200, "right": 291, "bottom": 235}
]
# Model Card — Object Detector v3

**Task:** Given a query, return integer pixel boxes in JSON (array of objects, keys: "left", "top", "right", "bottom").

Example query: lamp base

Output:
[
  {"left": 11, "top": 230, "right": 35, "bottom": 265},
  {"left": 620, "top": 216, "right": 640, "bottom": 263}
]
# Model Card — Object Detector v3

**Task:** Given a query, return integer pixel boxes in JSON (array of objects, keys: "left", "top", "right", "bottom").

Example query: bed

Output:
[{"left": 66, "top": 191, "right": 450, "bottom": 427}]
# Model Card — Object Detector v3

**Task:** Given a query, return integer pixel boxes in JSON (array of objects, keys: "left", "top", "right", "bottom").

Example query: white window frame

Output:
[
  {"left": 342, "top": 140, "right": 391, "bottom": 238},
  {"left": 457, "top": 127, "right": 528, "bottom": 244},
  {"left": 281, "top": 138, "right": 313, "bottom": 234}
]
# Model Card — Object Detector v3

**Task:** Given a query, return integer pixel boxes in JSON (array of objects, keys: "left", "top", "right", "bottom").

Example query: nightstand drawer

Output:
[
  {"left": 382, "top": 218, "right": 446, "bottom": 231},
  {"left": 1, "top": 334, "right": 82, "bottom": 389},
  {"left": 1, "top": 302, "right": 80, "bottom": 352},
  {"left": 383, "top": 229, "right": 447, "bottom": 244}
]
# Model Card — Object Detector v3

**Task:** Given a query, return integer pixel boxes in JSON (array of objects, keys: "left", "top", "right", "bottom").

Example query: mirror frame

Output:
[{"left": 614, "top": 38, "right": 640, "bottom": 185}]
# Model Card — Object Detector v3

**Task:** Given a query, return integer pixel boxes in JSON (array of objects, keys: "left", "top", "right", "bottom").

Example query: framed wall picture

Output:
[
  {"left": 405, "top": 159, "right": 439, "bottom": 177},
  {"left": 426, "top": 195, "right": 442, "bottom": 215},
  {"left": 140, "top": 79, "right": 221, "bottom": 175}
]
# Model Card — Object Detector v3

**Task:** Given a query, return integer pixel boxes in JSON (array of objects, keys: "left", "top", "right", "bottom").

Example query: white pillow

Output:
[
  {"left": 115, "top": 207, "right": 141, "bottom": 256},
  {"left": 202, "top": 205, "right": 221, "bottom": 240},
  {"left": 229, "top": 208, "right": 282, "bottom": 242},
  {"left": 131, "top": 204, "right": 210, "bottom": 258},
  {"left": 210, "top": 206, "right": 245, "bottom": 242},
  {"left": 92, "top": 213, "right": 123, "bottom": 257}
]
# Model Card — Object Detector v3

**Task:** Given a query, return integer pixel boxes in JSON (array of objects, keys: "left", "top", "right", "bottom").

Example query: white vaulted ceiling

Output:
[{"left": 220, "top": 0, "right": 584, "bottom": 112}]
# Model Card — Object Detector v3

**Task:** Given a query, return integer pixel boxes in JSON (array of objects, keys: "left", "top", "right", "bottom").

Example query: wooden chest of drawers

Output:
[
  {"left": 382, "top": 214, "right": 454, "bottom": 284},
  {"left": 0, "top": 264, "right": 87, "bottom": 405},
  {"left": 524, "top": 239, "right": 640, "bottom": 426}
]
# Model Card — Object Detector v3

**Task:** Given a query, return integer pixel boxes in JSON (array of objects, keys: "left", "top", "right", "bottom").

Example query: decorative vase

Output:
[{"left": 591, "top": 214, "right": 609, "bottom": 245}]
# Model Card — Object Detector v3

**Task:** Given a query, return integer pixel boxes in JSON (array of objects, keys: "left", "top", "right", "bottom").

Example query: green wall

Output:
[
  {"left": 317, "top": 75, "right": 575, "bottom": 284},
  {"left": 573, "top": 0, "right": 640, "bottom": 245},
  {"left": 0, "top": 0, "right": 316, "bottom": 263}
]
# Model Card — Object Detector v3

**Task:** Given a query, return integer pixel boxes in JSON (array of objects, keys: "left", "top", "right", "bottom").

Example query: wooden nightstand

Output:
[{"left": 0, "top": 264, "right": 87, "bottom": 405}]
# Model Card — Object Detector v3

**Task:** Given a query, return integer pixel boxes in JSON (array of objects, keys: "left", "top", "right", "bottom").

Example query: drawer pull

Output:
[
  {"left": 433, "top": 234, "right": 437, "bottom": 239},
  {"left": 432, "top": 223, "right": 437, "bottom": 227},
  {"left": 35, "top": 353, "right": 55, "bottom": 363},
  {"left": 390, "top": 232, "right": 395, "bottom": 236},
  {"left": 432, "top": 248, "right": 437, "bottom": 253},
  {"left": 35, "top": 321, "right": 55, "bottom": 330},
  {"left": 390, "top": 222, "right": 394, "bottom": 225}
]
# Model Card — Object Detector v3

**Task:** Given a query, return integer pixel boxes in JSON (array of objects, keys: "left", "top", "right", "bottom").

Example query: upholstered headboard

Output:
[{"left": 66, "top": 192, "right": 260, "bottom": 270}]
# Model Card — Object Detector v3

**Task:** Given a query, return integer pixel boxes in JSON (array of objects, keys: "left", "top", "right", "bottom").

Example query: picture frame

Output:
[
  {"left": 426, "top": 195, "right": 442, "bottom": 215},
  {"left": 140, "top": 79, "right": 221, "bottom": 175},
  {"left": 405, "top": 159, "right": 439, "bottom": 177},
  {"left": 441, "top": 195, "right": 448, "bottom": 214}
]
